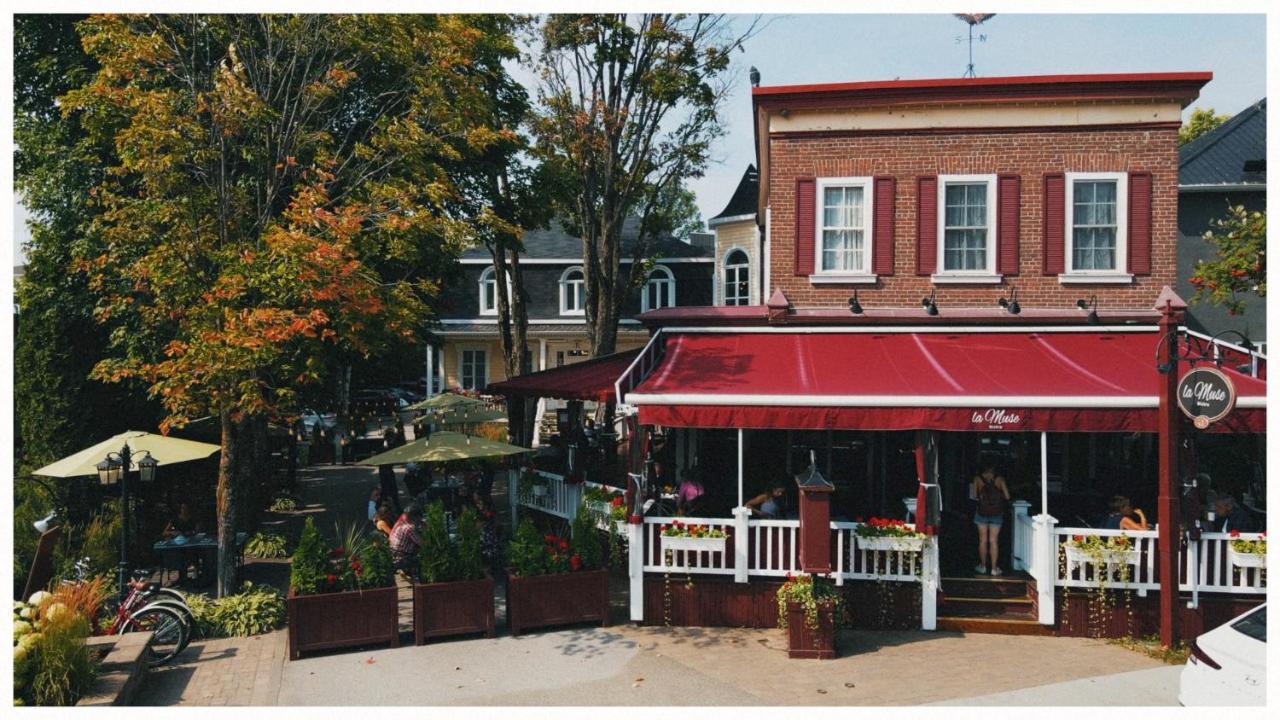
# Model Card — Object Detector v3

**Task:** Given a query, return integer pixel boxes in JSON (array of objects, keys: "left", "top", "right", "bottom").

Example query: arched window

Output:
[
  {"left": 723, "top": 249, "right": 750, "bottom": 306},
  {"left": 478, "top": 267, "right": 498, "bottom": 315},
  {"left": 559, "top": 266, "right": 585, "bottom": 315},
  {"left": 641, "top": 266, "right": 676, "bottom": 312}
]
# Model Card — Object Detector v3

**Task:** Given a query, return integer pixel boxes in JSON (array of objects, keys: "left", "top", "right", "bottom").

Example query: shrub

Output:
[
  {"left": 14, "top": 582, "right": 99, "bottom": 706},
  {"left": 570, "top": 512, "right": 604, "bottom": 572},
  {"left": 268, "top": 495, "right": 300, "bottom": 513},
  {"left": 184, "top": 583, "right": 286, "bottom": 638},
  {"left": 183, "top": 592, "right": 220, "bottom": 638},
  {"left": 506, "top": 518, "right": 546, "bottom": 577},
  {"left": 289, "top": 517, "right": 327, "bottom": 595},
  {"left": 78, "top": 509, "right": 122, "bottom": 578},
  {"left": 359, "top": 533, "right": 394, "bottom": 589},
  {"left": 244, "top": 531, "right": 289, "bottom": 559},
  {"left": 454, "top": 507, "right": 484, "bottom": 581},
  {"left": 419, "top": 503, "right": 455, "bottom": 583}
]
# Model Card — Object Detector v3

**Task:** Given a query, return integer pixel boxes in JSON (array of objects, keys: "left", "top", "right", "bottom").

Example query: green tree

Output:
[
  {"left": 1188, "top": 205, "right": 1266, "bottom": 315},
  {"left": 533, "top": 14, "right": 757, "bottom": 357},
  {"left": 64, "top": 15, "right": 519, "bottom": 595},
  {"left": 1179, "top": 107, "right": 1230, "bottom": 146}
]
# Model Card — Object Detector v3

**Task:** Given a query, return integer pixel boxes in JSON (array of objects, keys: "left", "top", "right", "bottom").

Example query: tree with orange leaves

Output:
[{"left": 64, "top": 14, "right": 522, "bottom": 595}]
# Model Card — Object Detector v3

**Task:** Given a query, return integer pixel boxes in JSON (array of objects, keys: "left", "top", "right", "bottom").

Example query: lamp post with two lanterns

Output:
[{"left": 95, "top": 445, "right": 158, "bottom": 596}]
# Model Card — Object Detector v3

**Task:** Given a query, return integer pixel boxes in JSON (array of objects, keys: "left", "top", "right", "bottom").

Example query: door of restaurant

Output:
[{"left": 936, "top": 432, "right": 1040, "bottom": 576}]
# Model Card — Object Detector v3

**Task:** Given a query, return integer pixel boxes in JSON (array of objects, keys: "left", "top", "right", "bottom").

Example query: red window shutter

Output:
[
  {"left": 1127, "top": 172, "right": 1153, "bottom": 276},
  {"left": 916, "top": 176, "right": 937, "bottom": 275},
  {"left": 997, "top": 174, "right": 1020, "bottom": 276},
  {"left": 872, "top": 176, "right": 896, "bottom": 275},
  {"left": 794, "top": 177, "right": 816, "bottom": 276},
  {"left": 1042, "top": 173, "right": 1065, "bottom": 276}
]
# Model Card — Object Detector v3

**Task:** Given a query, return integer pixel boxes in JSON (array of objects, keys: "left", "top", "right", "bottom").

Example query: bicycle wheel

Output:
[
  {"left": 146, "top": 599, "right": 197, "bottom": 646},
  {"left": 126, "top": 605, "right": 189, "bottom": 666}
]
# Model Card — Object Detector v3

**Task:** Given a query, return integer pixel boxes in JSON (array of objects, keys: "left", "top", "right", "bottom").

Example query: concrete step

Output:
[
  {"left": 936, "top": 614, "right": 1054, "bottom": 636},
  {"left": 940, "top": 595, "right": 1036, "bottom": 617},
  {"left": 940, "top": 574, "right": 1030, "bottom": 598}
]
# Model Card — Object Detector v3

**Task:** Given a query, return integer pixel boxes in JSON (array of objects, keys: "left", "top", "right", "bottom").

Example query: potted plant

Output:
[
  {"left": 413, "top": 503, "right": 495, "bottom": 645},
  {"left": 286, "top": 517, "right": 398, "bottom": 660},
  {"left": 1063, "top": 533, "right": 1141, "bottom": 571},
  {"left": 581, "top": 484, "right": 624, "bottom": 518},
  {"left": 660, "top": 519, "right": 728, "bottom": 555},
  {"left": 854, "top": 517, "right": 926, "bottom": 552},
  {"left": 505, "top": 512, "right": 609, "bottom": 635},
  {"left": 1226, "top": 531, "right": 1266, "bottom": 569},
  {"left": 776, "top": 573, "right": 843, "bottom": 660}
]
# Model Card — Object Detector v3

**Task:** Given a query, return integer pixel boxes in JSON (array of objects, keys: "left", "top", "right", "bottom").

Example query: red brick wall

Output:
[{"left": 767, "top": 127, "right": 1179, "bottom": 310}]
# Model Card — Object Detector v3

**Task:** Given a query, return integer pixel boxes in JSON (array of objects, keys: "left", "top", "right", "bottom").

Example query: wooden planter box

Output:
[
  {"left": 856, "top": 535, "right": 925, "bottom": 553},
  {"left": 661, "top": 535, "right": 727, "bottom": 555},
  {"left": 287, "top": 585, "right": 399, "bottom": 660},
  {"left": 506, "top": 567, "right": 609, "bottom": 635},
  {"left": 786, "top": 601, "right": 837, "bottom": 660},
  {"left": 413, "top": 573, "right": 495, "bottom": 645},
  {"left": 1228, "top": 546, "right": 1266, "bottom": 569}
]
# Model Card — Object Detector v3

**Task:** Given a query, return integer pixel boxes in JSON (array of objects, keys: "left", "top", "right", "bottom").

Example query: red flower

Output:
[
  {"left": 559, "top": 540, "right": 570, "bottom": 551},
  {"left": 330, "top": 547, "right": 346, "bottom": 558},
  {"left": 351, "top": 561, "right": 362, "bottom": 572},
  {"left": 1229, "top": 529, "right": 1241, "bottom": 538},
  {"left": 570, "top": 555, "right": 582, "bottom": 571},
  {"left": 1073, "top": 535, "right": 1084, "bottom": 542},
  {"left": 611, "top": 496, "right": 624, "bottom": 507},
  {"left": 326, "top": 573, "right": 337, "bottom": 585}
]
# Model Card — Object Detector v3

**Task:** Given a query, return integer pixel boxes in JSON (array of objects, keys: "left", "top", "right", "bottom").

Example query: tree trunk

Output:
[{"left": 215, "top": 408, "right": 243, "bottom": 598}]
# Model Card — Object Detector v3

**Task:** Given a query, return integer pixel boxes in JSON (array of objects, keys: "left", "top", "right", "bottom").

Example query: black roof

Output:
[
  {"left": 1179, "top": 99, "right": 1266, "bottom": 186},
  {"left": 459, "top": 217, "right": 709, "bottom": 260},
  {"left": 710, "top": 165, "right": 759, "bottom": 222}
]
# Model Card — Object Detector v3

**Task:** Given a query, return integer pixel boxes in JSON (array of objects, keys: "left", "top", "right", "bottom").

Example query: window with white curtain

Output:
[{"left": 723, "top": 249, "right": 750, "bottom": 306}]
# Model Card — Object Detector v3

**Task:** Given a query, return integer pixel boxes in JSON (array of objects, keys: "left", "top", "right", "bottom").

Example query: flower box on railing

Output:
[
  {"left": 583, "top": 500, "right": 612, "bottom": 517},
  {"left": 661, "top": 535, "right": 727, "bottom": 556},
  {"left": 856, "top": 536, "right": 925, "bottom": 553},
  {"left": 1228, "top": 546, "right": 1266, "bottom": 570},
  {"left": 1063, "top": 544, "right": 1140, "bottom": 569}
]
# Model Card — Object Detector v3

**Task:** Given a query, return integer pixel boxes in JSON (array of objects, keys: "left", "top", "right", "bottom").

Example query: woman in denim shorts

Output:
[{"left": 972, "top": 463, "right": 1010, "bottom": 575}]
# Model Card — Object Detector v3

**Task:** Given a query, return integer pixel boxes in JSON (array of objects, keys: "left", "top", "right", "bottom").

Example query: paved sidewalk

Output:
[
  {"left": 136, "top": 631, "right": 286, "bottom": 706},
  {"left": 930, "top": 665, "right": 1184, "bottom": 706}
]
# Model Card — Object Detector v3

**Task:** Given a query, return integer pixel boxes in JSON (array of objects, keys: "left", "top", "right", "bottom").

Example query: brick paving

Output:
[{"left": 137, "top": 631, "right": 286, "bottom": 706}]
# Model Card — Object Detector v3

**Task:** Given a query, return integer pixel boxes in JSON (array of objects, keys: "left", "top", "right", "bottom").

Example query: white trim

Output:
[
  {"left": 930, "top": 273, "right": 1003, "bottom": 285},
  {"left": 707, "top": 213, "right": 756, "bottom": 228},
  {"left": 1178, "top": 183, "right": 1265, "bottom": 193},
  {"left": 1057, "top": 273, "right": 1134, "bottom": 285},
  {"left": 1064, "top": 171, "right": 1128, "bottom": 277},
  {"left": 1183, "top": 328, "right": 1267, "bottom": 360},
  {"left": 641, "top": 265, "right": 676, "bottom": 312},
  {"left": 654, "top": 325, "right": 1161, "bottom": 335},
  {"left": 762, "top": 207, "right": 772, "bottom": 302},
  {"left": 458, "top": 257, "right": 712, "bottom": 265},
  {"left": 615, "top": 329, "right": 665, "bottom": 405},
  {"left": 815, "top": 176, "right": 874, "bottom": 276},
  {"left": 808, "top": 273, "right": 878, "bottom": 285},
  {"left": 558, "top": 265, "right": 586, "bottom": 316},
  {"left": 936, "top": 174, "right": 999, "bottom": 278},
  {"left": 722, "top": 246, "right": 752, "bottom": 306},
  {"left": 626, "top": 392, "right": 1265, "bottom": 409}
]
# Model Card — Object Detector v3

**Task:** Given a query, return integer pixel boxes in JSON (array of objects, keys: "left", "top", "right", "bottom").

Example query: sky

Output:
[{"left": 10, "top": 12, "right": 1267, "bottom": 264}]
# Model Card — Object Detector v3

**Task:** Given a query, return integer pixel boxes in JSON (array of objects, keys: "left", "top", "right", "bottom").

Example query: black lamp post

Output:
[{"left": 96, "top": 445, "right": 158, "bottom": 596}]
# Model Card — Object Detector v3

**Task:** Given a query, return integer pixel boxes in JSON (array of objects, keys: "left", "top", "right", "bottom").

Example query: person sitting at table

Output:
[
  {"left": 374, "top": 502, "right": 396, "bottom": 537},
  {"left": 367, "top": 485, "right": 382, "bottom": 523},
  {"left": 676, "top": 471, "right": 705, "bottom": 515},
  {"left": 1213, "top": 494, "right": 1259, "bottom": 533},
  {"left": 1102, "top": 495, "right": 1148, "bottom": 531},
  {"left": 163, "top": 502, "right": 202, "bottom": 538},
  {"left": 390, "top": 503, "right": 423, "bottom": 578},
  {"left": 745, "top": 485, "right": 788, "bottom": 518}
]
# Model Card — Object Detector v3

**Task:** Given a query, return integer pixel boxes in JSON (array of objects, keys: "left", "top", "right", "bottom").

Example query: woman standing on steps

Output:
[{"left": 972, "top": 462, "right": 1010, "bottom": 576}]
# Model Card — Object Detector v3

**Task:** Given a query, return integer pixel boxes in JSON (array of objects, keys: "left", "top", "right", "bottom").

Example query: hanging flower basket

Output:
[
  {"left": 662, "top": 535, "right": 727, "bottom": 555},
  {"left": 856, "top": 536, "right": 925, "bottom": 553}
]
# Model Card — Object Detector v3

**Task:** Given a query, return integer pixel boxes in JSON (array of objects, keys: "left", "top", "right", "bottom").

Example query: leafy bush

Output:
[
  {"left": 184, "top": 583, "right": 286, "bottom": 638},
  {"left": 570, "top": 511, "right": 604, "bottom": 572},
  {"left": 268, "top": 494, "right": 300, "bottom": 513},
  {"left": 289, "top": 517, "right": 327, "bottom": 595},
  {"left": 14, "top": 583, "right": 99, "bottom": 706},
  {"left": 454, "top": 507, "right": 484, "bottom": 582},
  {"left": 183, "top": 591, "right": 220, "bottom": 638},
  {"left": 78, "top": 508, "right": 122, "bottom": 578},
  {"left": 244, "top": 531, "right": 289, "bottom": 559},
  {"left": 359, "top": 533, "right": 394, "bottom": 589},
  {"left": 419, "top": 504, "right": 483, "bottom": 584},
  {"left": 506, "top": 518, "right": 546, "bottom": 577}
]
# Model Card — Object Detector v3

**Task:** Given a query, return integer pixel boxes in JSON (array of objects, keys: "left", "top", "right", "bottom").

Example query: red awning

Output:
[
  {"left": 625, "top": 330, "right": 1265, "bottom": 433},
  {"left": 487, "top": 349, "right": 641, "bottom": 403}
]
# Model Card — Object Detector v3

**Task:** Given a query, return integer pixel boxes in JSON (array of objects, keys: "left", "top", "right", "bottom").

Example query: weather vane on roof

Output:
[{"left": 954, "top": 14, "right": 995, "bottom": 78}]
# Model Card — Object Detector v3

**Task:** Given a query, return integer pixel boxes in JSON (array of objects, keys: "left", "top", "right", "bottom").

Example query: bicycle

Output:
[{"left": 64, "top": 559, "right": 194, "bottom": 666}]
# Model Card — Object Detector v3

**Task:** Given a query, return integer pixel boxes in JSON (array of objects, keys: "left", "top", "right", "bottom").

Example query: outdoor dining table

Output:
[{"left": 152, "top": 531, "right": 247, "bottom": 587}]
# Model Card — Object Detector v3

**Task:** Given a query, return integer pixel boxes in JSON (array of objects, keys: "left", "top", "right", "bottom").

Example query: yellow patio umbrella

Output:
[
  {"left": 406, "top": 393, "right": 488, "bottom": 413},
  {"left": 360, "top": 431, "right": 531, "bottom": 466},
  {"left": 32, "top": 430, "right": 222, "bottom": 478},
  {"left": 434, "top": 407, "right": 508, "bottom": 427}
]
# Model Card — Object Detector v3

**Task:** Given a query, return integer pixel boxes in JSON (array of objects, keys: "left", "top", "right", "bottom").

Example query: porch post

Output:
[
  {"left": 737, "top": 428, "right": 744, "bottom": 509},
  {"left": 732, "top": 506, "right": 751, "bottom": 583},
  {"left": 1034, "top": 513, "right": 1057, "bottom": 626},
  {"left": 425, "top": 344, "right": 435, "bottom": 399},
  {"left": 1010, "top": 500, "right": 1031, "bottom": 571},
  {"left": 628, "top": 521, "right": 644, "bottom": 622},
  {"left": 921, "top": 537, "right": 938, "bottom": 630},
  {"left": 1040, "top": 431, "right": 1049, "bottom": 514},
  {"left": 508, "top": 467, "right": 518, "bottom": 527},
  {"left": 1157, "top": 298, "right": 1183, "bottom": 648}
]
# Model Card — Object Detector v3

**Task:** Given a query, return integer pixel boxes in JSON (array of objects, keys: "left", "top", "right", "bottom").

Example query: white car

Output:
[
  {"left": 1179, "top": 602, "right": 1266, "bottom": 706},
  {"left": 300, "top": 409, "right": 337, "bottom": 434}
]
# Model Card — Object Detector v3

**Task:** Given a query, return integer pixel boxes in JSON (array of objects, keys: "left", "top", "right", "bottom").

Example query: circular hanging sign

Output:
[{"left": 1177, "top": 367, "right": 1236, "bottom": 427}]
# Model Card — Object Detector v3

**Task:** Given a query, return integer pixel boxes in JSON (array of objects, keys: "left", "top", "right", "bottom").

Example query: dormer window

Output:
[
  {"left": 559, "top": 266, "right": 585, "bottom": 315},
  {"left": 723, "top": 248, "right": 750, "bottom": 306},
  {"left": 642, "top": 265, "right": 676, "bottom": 312},
  {"left": 478, "top": 266, "right": 498, "bottom": 315}
]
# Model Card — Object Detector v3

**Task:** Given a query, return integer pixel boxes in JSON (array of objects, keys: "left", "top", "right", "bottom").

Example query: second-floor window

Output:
[
  {"left": 723, "top": 248, "right": 750, "bottom": 306},
  {"left": 1067, "top": 172, "right": 1127, "bottom": 274},
  {"left": 559, "top": 266, "right": 585, "bottom": 315},
  {"left": 478, "top": 267, "right": 498, "bottom": 315},
  {"left": 642, "top": 266, "right": 676, "bottom": 312},
  {"left": 937, "top": 174, "right": 997, "bottom": 276},
  {"left": 817, "top": 177, "right": 872, "bottom": 274}
]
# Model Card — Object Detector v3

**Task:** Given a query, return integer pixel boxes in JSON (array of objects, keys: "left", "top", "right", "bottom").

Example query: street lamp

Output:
[{"left": 96, "top": 445, "right": 157, "bottom": 595}]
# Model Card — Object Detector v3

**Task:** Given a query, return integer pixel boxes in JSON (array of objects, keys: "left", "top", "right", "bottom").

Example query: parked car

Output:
[
  {"left": 352, "top": 389, "right": 408, "bottom": 417},
  {"left": 1179, "top": 603, "right": 1265, "bottom": 706},
  {"left": 301, "top": 408, "right": 336, "bottom": 434}
]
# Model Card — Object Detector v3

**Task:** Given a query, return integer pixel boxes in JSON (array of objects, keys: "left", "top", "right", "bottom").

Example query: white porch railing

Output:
[
  {"left": 640, "top": 515, "right": 737, "bottom": 575},
  {"left": 1050, "top": 528, "right": 1267, "bottom": 596},
  {"left": 829, "top": 522, "right": 928, "bottom": 583},
  {"left": 515, "top": 470, "right": 581, "bottom": 520},
  {"left": 1010, "top": 501, "right": 1034, "bottom": 572}
]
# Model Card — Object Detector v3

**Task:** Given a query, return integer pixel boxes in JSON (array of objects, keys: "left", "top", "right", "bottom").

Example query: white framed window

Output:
[
  {"left": 814, "top": 176, "right": 874, "bottom": 282},
  {"left": 559, "top": 266, "right": 585, "bottom": 315},
  {"left": 934, "top": 174, "right": 999, "bottom": 282},
  {"left": 459, "top": 348, "right": 487, "bottom": 391},
  {"left": 723, "top": 248, "right": 750, "bottom": 306},
  {"left": 1062, "top": 172, "right": 1131, "bottom": 283},
  {"left": 478, "top": 267, "right": 498, "bottom": 316},
  {"left": 641, "top": 265, "right": 676, "bottom": 312}
]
